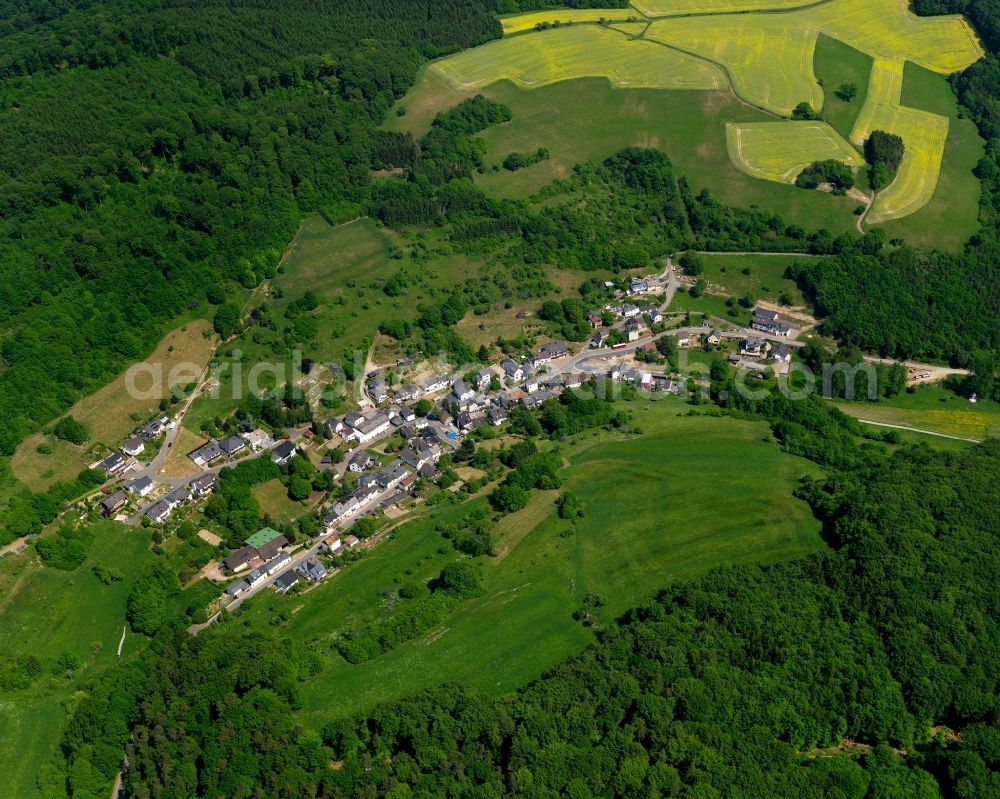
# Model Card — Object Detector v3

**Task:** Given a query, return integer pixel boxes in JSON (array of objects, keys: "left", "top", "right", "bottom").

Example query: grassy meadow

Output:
[
  {"left": 692, "top": 252, "right": 819, "bottom": 305},
  {"left": 813, "top": 35, "right": 873, "bottom": 140},
  {"left": 0, "top": 521, "right": 154, "bottom": 799},
  {"left": 237, "top": 409, "right": 824, "bottom": 728}
]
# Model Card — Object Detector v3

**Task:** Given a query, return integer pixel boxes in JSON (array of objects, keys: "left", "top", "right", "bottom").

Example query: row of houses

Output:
[
  {"left": 98, "top": 414, "right": 176, "bottom": 475},
  {"left": 189, "top": 431, "right": 299, "bottom": 468}
]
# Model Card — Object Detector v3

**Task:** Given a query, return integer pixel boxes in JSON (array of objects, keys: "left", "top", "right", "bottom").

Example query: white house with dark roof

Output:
[
  {"left": 500, "top": 359, "right": 524, "bottom": 382},
  {"left": 219, "top": 435, "right": 247, "bottom": 458},
  {"left": 271, "top": 440, "right": 297, "bottom": 465},
  {"left": 126, "top": 476, "right": 155, "bottom": 497},
  {"left": 122, "top": 436, "right": 145, "bottom": 457},
  {"left": 190, "top": 439, "right": 223, "bottom": 466},
  {"left": 99, "top": 452, "right": 126, "bottom": 476}
]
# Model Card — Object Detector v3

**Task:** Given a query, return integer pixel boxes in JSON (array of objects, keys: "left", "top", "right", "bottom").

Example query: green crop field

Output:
[
  {"left": 727, "top": 120, "right": 863, "bottom": 183},
  {"left": 0, "top": 521, "right": 154, "bottom": 799},
  {"left": 430, "top": 25, "right": 725, "bottom": 92},
  {"left": 238, "top": 410, "right": 823, "bottom": 727}
]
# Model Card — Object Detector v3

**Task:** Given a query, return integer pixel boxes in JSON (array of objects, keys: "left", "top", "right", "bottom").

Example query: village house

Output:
[
  {"left": 226, "top": 578, "right": 250, "bottom": 598},
  {"left": 296, "top": 558, "right": 328, "bottom": 582},
  {"left": 624, "top": 319, "right": 645, "bottom": 342},
  {"left": 394, "top": 384, "right": 420, "bottom": 404},
  {"left": 242, "top": 429, "right": 273, "bottom": 450},
  {"left": 99, "top": 451, "right": 126, "bottom": 476},
  {"left": 591, "top": 330, "right": 610, "bottom": 348},
  {"left": 190, "top": 439, "right": 223, "bottom": 467},
  {"left": 219, "top": 435, "right": 247, "bottom": 459},
  {"left": 223, "top": 546, "right": 259, "bottom": 574},
  {"left": 707, "top": 329, "right": 723, "bottom": 346},
  {"left": 99, "top": 491, "right": 128, "bottom": 517},
  {"left": 487, "top": 407, "right": 507, "bottom": 426},
  {"left": 164, "top": 485, "right": 191, "bottom": 508},
  {"left": 640, "top": 305, "right": 664, "bottom": 324},
  {"left": 395, "top": 406, "right": 416, "bottom": 424},
  {"left": 144, "top": 500, "right": 171, "bottom": 524},
  {"left": 320, "top": 534, "right": 342, "bottom": 553},
  {"left": 751, "top": 307, "right": 797, "bottom": 337},
  {"left": 421, "top": 374, "right": 450, "bottom": 395},
  {"left": 137, "top": 416, "right": 170, "bottom": 439},
  {"left": 771, "top": 343, "right": 793, "bottom": 363},
  {"left": 125, "top": 476, "right": 155, "bottom": 497},
  {"left": 331, "top": 411, "right": 390, "bottom": 445},
  {"left": 348, "top": 450, "right": 377, "bottom": 473},
  {"left": 273, "top": 570, "right": 299, "bottom": 593},
  {"left": 190, "top": 473, "right": 217, "bottom": 497},
  {"left": 501, "top": 359, "right": 525, "bottom": 382},
  {"left": 342, "top": 535, "right": 360, "bottom": 549},
  {"left": 122, "top": 436, "right": 145, "bottom": 457},
  {"left": 536, "top": 341, "right": 569, "bottom": 364},
  {"left": 621, "top": 302, "right": 641, "bottom": 319},
  {"left": 741, "top": 336, "right": 765, "bottom": 358},
  {"left": 376, "top": 460, "right": 410, "bottom": 490},
  {"left": 271, "top": 440, "right": 297, "bottom": 466},
  {"left": 367, "top": 375, "right": 389, "bottom": 404},
  {"left": 451, "top": 378, "right": 475, "bottom": 403},
  {"left": 472, "top": 367, "right": 493, "bottom": 391},
  {"left": 246, "top": 527, "right": 288, "bottom": 561}
]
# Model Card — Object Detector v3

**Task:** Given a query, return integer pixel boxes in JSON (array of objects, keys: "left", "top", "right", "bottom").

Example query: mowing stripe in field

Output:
[
  {"left": 848, "top": 57, "right": 950, "bottom": 223},
  {"left": 429, "top": 25, "right": 726, "bottom": 92},
  {"left": 631, "top": 0, "right": 819, "bottom": 16},
  {"left": 865, "top": 106, "right": 949, "bottom": 223},
  {"left": 726, "top": 120, "right": 863, "bottom": 183},
  {"left": 500, "top": 9, "right": 640, "bottom": 35},
  {"left": 645, "top": 17, "right": 821, "bottom": 115},
  {"left": 848, "top": 56, "right": 904, "bottom": 145}
]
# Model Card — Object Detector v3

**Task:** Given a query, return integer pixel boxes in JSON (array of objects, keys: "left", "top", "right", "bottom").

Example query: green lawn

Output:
[
  {"left": 814, "top": 35, "right": 873, "bottom": 141},
  {"left": 692, "top": 253, "right": 821, "bottom": 305},
  {"left": 236, "top": 409, "right": 823, "bottom": 731},
  {"left": 253, "top": 478, "right": 307, "bottom": 525},
  {"left": 0, "top": 521, "right": 154, "bottom": 799},
  {"left": 668, "top": 287, "right": 750, "bottom": 325}
]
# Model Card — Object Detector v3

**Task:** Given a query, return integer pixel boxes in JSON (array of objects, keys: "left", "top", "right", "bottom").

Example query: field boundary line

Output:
[{"left": 854, "top": 419, "right": 982, "bottom": 443}]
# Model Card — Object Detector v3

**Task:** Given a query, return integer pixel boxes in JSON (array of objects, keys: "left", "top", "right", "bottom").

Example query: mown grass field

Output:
[
  {"left": 239, "top": 410, "right": 823, "bottom": 727},
  {"left": 253, "top": 478, "right": 308, "bottom": 525},
  {"left": 813, "top": 35, "right": 873, "bottom": 141},
  {"left": 835, "top": 385, "right": 1000, "bottom": 441},
  {"left": 693, "top": 252, "right": 819, "bottom": 304},
  {"left": 0, "top": 521, "right": 153, "bottom": 799},
  {"left": 726, "top": 120, "right": 863, "bottom": 183},
  {"left": 431, "top": 25, "right": 725, "bottom": 93},
  {"left": 12, "top": 320, "right": 215, "bottom": 492}
]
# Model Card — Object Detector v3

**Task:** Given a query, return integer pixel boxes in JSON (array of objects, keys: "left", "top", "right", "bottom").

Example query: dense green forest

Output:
[{"left": 0, "top": 0, "right": 505, "bottom": 455}]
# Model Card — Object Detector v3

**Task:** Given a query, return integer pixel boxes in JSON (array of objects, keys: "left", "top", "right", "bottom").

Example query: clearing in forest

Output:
[
  {"left": 726, "top": 121, "right": 864, "bottom": 183},
  {"left": 425, "top": 0, "right": 982, "bottom": 223}
]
